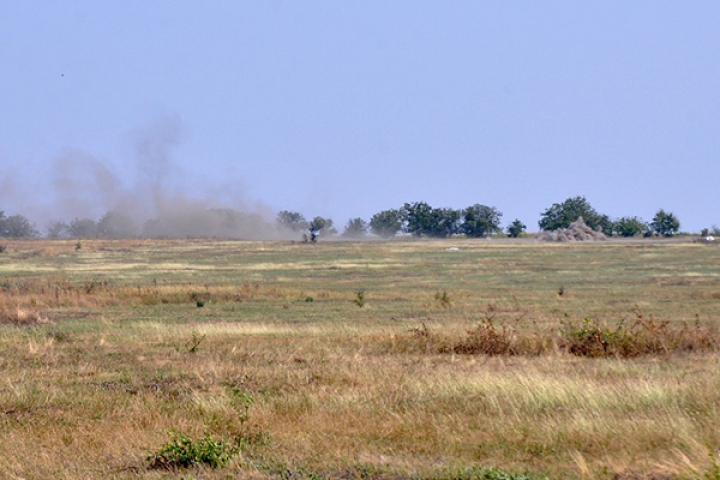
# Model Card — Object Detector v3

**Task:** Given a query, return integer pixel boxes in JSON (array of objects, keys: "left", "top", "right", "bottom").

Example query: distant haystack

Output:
[{"left": 535, "top": 217, "right": 606, "bottom": 242}]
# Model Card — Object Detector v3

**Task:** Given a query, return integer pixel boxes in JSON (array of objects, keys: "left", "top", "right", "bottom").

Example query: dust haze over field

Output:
[{"left": 1, "top": 117, "right": 291, "bottom": 240}]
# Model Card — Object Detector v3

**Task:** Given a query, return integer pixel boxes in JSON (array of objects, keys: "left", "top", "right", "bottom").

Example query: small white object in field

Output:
[
  {"left": 446, "top": 247, "right": 460, "bottom": 252},
  {"left": 703, "top": 236, "right": 715, "bottom": 242}
]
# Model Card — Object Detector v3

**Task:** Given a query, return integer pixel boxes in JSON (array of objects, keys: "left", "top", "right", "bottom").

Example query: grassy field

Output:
[{"left": 0, "top": 238, "right": 719, "bottom": 479}]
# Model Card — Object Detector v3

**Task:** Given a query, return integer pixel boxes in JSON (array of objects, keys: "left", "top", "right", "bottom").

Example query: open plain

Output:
[{"left": 0, "top": 238, "right": 719, "bottom": 479}]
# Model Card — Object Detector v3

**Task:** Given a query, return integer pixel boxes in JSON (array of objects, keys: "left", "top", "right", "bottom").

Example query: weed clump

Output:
[
  {"left": 432, "top": 466, "right": 548, "bottom": 480},
  {"left": 147, "top": 430, "right": 238, "bottom": 470},
  {"left": 353, "top": 289, "right": 365, "bottom": 307},
  {"left": 434, "top": 290, "right": 452, "bottom": 308}
]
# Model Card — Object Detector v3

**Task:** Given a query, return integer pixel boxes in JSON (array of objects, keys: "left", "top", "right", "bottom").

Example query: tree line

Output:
[{"left": 0, "top": 196, "right": 704, "bottom": 239}]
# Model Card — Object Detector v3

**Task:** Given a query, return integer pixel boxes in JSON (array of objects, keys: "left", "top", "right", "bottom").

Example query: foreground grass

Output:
[{"left": 0, "top": 238, "right": 719, "bottom": 479}]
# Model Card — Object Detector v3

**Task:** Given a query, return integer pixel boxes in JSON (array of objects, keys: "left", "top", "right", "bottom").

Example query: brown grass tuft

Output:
[{"left": 0, "top": 306, "right": 49, "bottom": 325}]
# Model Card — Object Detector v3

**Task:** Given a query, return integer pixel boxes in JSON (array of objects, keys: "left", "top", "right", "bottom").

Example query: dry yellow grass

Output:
[{"left": 0, "top": 238, "right": 718, "bottom": 479}]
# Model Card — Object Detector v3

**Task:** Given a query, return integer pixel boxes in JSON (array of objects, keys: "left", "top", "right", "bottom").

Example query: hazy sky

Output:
[{"left": 1, "top": 1, "right": 719, "bottom": 232}]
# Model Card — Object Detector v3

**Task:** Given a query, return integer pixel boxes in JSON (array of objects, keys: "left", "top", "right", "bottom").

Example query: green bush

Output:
[{"left": 147, "top": 430, "right": 239, "bottom": 469}]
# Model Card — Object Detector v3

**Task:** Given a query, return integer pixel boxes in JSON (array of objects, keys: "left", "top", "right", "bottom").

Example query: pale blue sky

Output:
[{"left": 1, "top": 1, "right": 718, "bottom": 232}]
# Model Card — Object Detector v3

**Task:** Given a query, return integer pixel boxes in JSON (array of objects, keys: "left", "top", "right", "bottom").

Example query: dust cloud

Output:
[{"left": 2, "top": 117, "right": 294, "bottom": 240}]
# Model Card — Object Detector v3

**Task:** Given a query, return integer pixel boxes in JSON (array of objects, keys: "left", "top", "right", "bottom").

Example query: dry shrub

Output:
[
  {"left": 393, "top": 311, "right": 718, "bottom": 358},
  {"left": 393, "top": 317, "right": 548, "bottom": 356},
  {"left": 535, "top": 217, "right": 606, "bottom": 242},
  {"left": 558, "top": 315, "right": 719, "bottom": 358},
  {"left": 453, "top": 316, "right": 520, "bottom": 355}
]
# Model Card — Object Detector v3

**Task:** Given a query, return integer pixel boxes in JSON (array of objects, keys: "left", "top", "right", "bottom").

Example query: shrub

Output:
[
  {"left": 147, "top": 430, "right": 239, "bottom": 469},
  {"left": 558, "top": 313, "right": 717, "bottom": 358},
  {"left": 453, "top": 317, "right": 516, "bottom": 355}
]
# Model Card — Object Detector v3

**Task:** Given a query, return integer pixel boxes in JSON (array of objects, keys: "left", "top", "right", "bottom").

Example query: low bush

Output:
[
  {"left": 147, "top": 430, "right": 239, "bottom": 470},
  {"left": 559, "top": 312, "right": 718, "bottom": 358},
  {"left": 394, "top": 310, "right": 717, "bottom": 358}
]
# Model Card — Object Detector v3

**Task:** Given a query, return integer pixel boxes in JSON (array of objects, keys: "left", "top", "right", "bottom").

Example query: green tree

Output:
[
  {"left": 0, "top": 213, "right": 39, "bottom": 238},
  {"left": 539, "top": 196, "right": 609, "bottom": 232},
  {"left": 614, "top": 216, "right": 648, "bottom": 237},
  {"left": 342, "top": 218, "right": 367, "bottom": 238},
  {"left": 506, "top": 219, "right": 526, "bottom": 238},
  {"left": 369, "top": 209, "right": 403, "bottom": 238},
  {"left": 276, "top": 211, "right": 308, "bottom": 232},
  {"left": 402, "top": 202, "right": 435, "bottom": 237},
  {"left": 401, "top": 202, "right": 462, "bottom": 238},
  {"left": 650, "top": 209, "right": 680, "bottom": 237},
  {"left": 461, "top": 204, "right": 502, "bottom": 237}
]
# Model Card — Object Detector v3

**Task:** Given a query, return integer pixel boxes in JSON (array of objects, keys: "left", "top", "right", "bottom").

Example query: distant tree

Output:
[
  {"left": 46, "top": 221, "right": 70, "bottom": 239},
  {"left": 68, "top": 218, "right": 98, "bottom": 238},
  {"left": 342, "top": 218, "right": 367, "bottom": 238},
  {"left": 539, "top": 196, "right": 609, "bottom": 232},
  {"left": 369, "top": 209, "right": 403, "bottom": 238},
  {"left": 401, "top": 202, "right": 462, "bottom": 238},
  {"left": 614, "top": 217, "right": 648, "bottom": 237},
  {"left": 506, "top": 219, "right": 526, "bottom": 238},
  {"left": 650, "top": 209, "right": 680, "bottom": 237},
  {"left": 276, "top": 211, "right": 308, "bottom": 232},
  {"left": 401, "top": 202, "right": 435, "bottom": 237},
  {"left": 0, "top": 214, "right": 39, "bottom": 238},
  {"left": 461, "top": 204, "right": 502, "bottom": 237},
  {"left": 432, "top": 208, "right": 462, "bottom": 237},
  {"left": 97, "top": 211, "right": 138, "bottom": 239}
]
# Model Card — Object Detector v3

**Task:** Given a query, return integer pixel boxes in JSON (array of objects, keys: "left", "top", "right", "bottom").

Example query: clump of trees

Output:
[
  {"left": 0, "top": 197, "right": 692, "bottom": 241},
  {"left": 537, "top": 196, "right": 682, "bottom": 240},
  {"left": 0, "top": 210, "right": 39, "bottom": 238},
  {"left": 399, "top": 202, "right": 503, "bottom": 238},
  {"left": 539, "top": 196, "right": 612, "bottom": 235}
]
